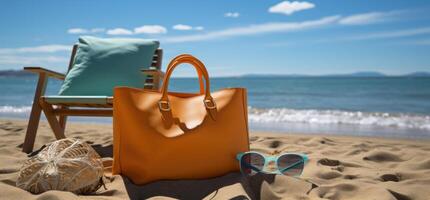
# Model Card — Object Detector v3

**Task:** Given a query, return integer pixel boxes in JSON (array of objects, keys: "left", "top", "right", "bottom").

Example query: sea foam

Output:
[
  {"left": 1, "top": 105, "right": 429, "bottom": 131},
  {"left": 248, "top": 107, "right": 430, "bottom": 130},
  {"left": 0, "top": 106, "right": 32, "bottom": 113}
]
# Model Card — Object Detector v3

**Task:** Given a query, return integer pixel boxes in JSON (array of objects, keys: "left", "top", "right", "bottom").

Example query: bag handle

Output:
[
  {"left": 196, "top": 71, "right": 205, "bottom": 94},
  {"left": 161, "top": 54, "right": 209, "bottom": 99},
  {"left": 159, "top": 54, "right": 217, "bottom": 123}
]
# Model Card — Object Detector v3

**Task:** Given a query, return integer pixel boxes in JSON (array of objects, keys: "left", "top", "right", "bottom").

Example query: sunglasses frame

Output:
[{"left": 236, "top": 151, "right": 309, "bottom": 176}]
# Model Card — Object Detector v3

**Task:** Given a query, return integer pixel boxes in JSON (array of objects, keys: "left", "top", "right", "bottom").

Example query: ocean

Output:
[{"left": 1, "top": 76, "right": 429, "bottom": 139}]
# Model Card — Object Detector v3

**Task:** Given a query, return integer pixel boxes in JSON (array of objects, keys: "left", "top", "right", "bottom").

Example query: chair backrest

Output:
[{"left": 66, "top": 44, "right": 163, "bottom": 89}]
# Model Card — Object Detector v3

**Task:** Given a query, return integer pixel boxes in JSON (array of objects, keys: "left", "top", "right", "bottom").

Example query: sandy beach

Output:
[{"left": 1, "top": 118, "right": 430, "bottom": 200}]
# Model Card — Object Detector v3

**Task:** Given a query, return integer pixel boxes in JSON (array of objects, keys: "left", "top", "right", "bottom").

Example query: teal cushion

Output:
[
  {"left": 43, "top": 95, "right": 110, "bottom": 105},
  {"left": 59, "top": 36, "right": 159, "bottom": 96}
]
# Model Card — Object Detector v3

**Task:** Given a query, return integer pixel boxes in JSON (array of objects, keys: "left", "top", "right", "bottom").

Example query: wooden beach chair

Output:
[{"left": 22, "top": 44, "right": 164, "bottom": 153}]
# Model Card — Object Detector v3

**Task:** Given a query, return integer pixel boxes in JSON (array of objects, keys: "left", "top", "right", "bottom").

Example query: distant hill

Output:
[
  {"left": 241, "top": 71, "right": 430, "bottom": 78},
  {"left": 240, "top": 74, "right": 311, "bottom": 78},
  {"left": 404, "top": 71, "right": 430, "bottom": 77},
  {"left": 0, "top": 70, "right": 33, "bottom": 76},
  {"left": 1, "top": 69, "right": 429, "bottom": 78},
  {"left": 334, "top": 71, "right": 386, "bottom": 77}
]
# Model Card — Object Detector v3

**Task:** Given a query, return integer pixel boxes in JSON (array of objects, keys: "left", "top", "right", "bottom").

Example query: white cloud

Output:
[
  {"left": 106, "top": 28, "right": 134, "bottom": 35},
  {"left": 93, "top": 25, "right": 168, "bottom": 35},
  {"left": 269, "top": 1, "right": 315, "bottom": 15},
  {"left": 345, "top": 27, "right": 430, "bottom": 40},
  {"left": 67, "top": 28, "right": 105, "bottom": 34},
  {"left": 0, "top": 55, "right": 68, "bottom": 65},
  {"left": 0, "top": 45, "right": 71, "bottom": 68},
  {"left": 164, "top": 15, "right": 340, "bottom": 43},
  {"left": 67, "top": 28, "right": 88, "bottom": 34},
  {"left": 134, "top": 25, "right": 167, "bottom": 34},
  {"left": 224, "top": 12, "right": 240, "bottom": 18},
  {"left": 173, "top": 24, "right": 193, "bottom": 31},
  {"left": 339, "top": 10, "right": 405, "bottom": 25},
  {"left": 172, "top": 24, "right": 205, "bottom": 31},
  {"left": 0, "top": 45, "right": 71, "bottom": 54}
]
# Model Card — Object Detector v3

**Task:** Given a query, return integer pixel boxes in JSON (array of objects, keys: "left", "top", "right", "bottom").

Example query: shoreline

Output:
[{"left": 2, "top": 116, "right": 429, "bottom": 141}]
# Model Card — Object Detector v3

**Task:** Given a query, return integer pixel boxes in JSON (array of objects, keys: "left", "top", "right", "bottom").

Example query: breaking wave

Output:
[
  {"left": 0, "top": 106, "right": 32, "bottom": 113},
  {"left": 248, "top": 107, "right": 430, "bottom": 130},
  {"left": 1, "top": 106, "right": 429, "bottom": 131}
]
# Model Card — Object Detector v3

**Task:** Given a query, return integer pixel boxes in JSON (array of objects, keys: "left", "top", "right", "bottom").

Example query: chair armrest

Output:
[
  {"left": 141, "top": 69, "right": 164, "bottom": 90},
  {"left": 140, "top": 69, "right": 164, "bottom": 78},
  {"left": 24, "top": 67, "right": 66, "bottom": 80}
]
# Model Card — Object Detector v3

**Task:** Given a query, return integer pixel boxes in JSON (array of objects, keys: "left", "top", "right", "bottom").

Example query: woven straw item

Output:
[{"left": 16, "top": 138, "right": 104, "bottom": 194}]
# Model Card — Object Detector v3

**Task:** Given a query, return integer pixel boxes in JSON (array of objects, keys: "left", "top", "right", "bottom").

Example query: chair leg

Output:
[
  {"left": 59, "top": 116, "right": 68, "bottom": 131},
  {"left": 22, "top": 103, "right": 43, "bottom": 153},
  {"left": 41, "top": 101, "right": 66, "bottom": 140},
  {"left": 22, "top": 74, "right": 48, "bottom": 153},
  {"left": 59, "top": 106, "right": 68, "bottom": 131}
]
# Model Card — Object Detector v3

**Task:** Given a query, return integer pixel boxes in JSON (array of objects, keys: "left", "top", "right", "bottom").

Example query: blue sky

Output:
[{"left": 0, "top": 0, "right": 429, "bottom": 77}]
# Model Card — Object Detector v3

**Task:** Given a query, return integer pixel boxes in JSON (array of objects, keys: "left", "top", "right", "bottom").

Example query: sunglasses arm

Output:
[
  {"left": 243, "top": 162, "right": 262, "bottom": 172},
  {"left": 279, "top": 160, "right": 304, "bottom": 173}
]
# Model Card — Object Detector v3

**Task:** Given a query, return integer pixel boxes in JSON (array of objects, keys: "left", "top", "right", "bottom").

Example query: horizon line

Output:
[{"left": 0, "top": 69, "right": 429, "bottom": 78}]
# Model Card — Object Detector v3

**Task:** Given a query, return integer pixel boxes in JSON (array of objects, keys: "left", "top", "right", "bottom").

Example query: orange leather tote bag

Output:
[{"left": 112, "top": 54, "right": 250, "bottom": 184}]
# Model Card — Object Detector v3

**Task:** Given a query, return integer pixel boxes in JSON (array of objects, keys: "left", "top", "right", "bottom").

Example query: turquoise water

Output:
[{"left": 1, "top": 76, "right": 430, "bottom": 138}]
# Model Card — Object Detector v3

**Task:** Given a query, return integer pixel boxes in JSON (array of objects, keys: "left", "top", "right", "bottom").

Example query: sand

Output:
[{"left": 1, "top": 119, "right": 430, "bottom": 200}]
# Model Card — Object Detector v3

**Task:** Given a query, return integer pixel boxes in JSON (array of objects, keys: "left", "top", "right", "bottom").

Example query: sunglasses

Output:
[{"left": 236, "top": 151, "right": 308, "bottom": 176}]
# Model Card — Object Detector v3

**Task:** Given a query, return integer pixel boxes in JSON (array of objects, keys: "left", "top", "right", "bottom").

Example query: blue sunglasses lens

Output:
[
  {"left": 277, "top": 154, "right": 304, "bottom": 176},
  {"left": 240, "top": 153, "right": 265, "bottom": 176}
]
